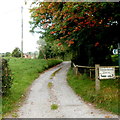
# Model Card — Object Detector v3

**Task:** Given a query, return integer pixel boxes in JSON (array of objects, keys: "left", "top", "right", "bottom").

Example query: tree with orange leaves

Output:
[{"left": 30, "top": 2, "right": 120, "bottom": 66}]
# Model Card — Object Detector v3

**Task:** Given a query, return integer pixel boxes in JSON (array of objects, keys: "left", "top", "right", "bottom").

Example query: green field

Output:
[
  {"left": 67, "top": 68, "right": 119, "bottom": 115},
  {"left": 2, "top": 58, "right": 62, "bottom": 116}
]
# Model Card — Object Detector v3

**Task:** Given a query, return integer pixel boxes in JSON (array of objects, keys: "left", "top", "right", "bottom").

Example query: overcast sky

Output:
[{"left": 0, "top": 0, "right": 40, "bottom": 53}]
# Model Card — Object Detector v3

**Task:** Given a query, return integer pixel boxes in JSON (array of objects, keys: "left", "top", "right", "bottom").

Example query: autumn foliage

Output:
[
  {"left": 30, "top": 2, "right": 120, "bottom": 65},
  {"left": 30, "top": 2, "right": 118, "bottom": 46}
]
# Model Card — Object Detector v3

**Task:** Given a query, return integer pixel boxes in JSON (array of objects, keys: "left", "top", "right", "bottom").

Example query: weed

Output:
[
  {"left": 48, "top": 82, "right": 53, "bottom": 88},
  {"left": 51, "top": 104, "right": 58, "bottom": 110},
  {"left": 50, "top": 68, "right": 61, "bottom": 79},
  {"left": 12, "top": 113, "right": 18, "bottom": 118}
]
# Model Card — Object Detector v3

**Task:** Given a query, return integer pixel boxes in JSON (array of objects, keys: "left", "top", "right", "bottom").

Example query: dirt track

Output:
[{"left": 12, "top": 61, "right": 118, "bottom": 118}]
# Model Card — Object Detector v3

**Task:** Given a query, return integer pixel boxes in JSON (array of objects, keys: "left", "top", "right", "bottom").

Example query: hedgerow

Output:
[{"left": 0, "top": 58, "right": 13, "bottom": 96}]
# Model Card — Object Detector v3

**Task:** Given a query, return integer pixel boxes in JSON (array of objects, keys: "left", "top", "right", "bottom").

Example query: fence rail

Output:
[
  {"left": 73, "top": 63, "right": 119, "bottom": 91},
  {"left": 73, "top": 63, "right": 119, "bottom": 78}
]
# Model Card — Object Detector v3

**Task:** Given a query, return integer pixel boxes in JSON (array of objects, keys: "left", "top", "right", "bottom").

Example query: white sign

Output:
[
  {"left": 113, "top": 49, "right": 118, "bottom": 55},
  {"left": 99, "top": 67, "right": 115, "bottom": 79}
]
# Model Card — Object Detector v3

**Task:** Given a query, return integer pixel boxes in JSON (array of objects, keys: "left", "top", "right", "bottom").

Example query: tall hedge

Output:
[{"left": 0, "top": 58, "right": 13, "bottom": 96}]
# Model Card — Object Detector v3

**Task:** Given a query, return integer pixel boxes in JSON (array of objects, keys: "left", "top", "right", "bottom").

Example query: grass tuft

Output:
[
  {"left": 51, "top": 104, "right": 58, "bottom": 110},
  {"left": 48, "top": 82, "right": 53, "bottom": 88},
  {"left": 12, "top": 113, "right": 18, "bottom": 118},
  {"left": 50, "top": 68, "right": 62, "bottom": 79}
]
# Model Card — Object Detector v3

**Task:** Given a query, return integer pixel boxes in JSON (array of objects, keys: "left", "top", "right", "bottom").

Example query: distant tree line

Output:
[
  {"left": 0, "top": 47, "right": 21, "bottom": 57},
  {"left": 0, "top": 47, "right": 39, "bottom": 59}
]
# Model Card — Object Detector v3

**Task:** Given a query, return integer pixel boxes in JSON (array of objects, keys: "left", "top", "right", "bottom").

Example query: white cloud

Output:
[{"left": 0, "top": 0, "right": 40, "bottom": 53}]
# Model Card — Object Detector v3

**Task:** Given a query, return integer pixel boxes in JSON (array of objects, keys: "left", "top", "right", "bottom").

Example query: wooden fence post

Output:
[
  {"left": 84, "top": 68, "right": 86, "bottom": 74},
  {"left": 95, "top": 64, "right": 100, "bottom": 91},
  {"left": 73, "top": 67, "right": 75, "bottom": 74},
  {"left": 90, "top": 69, "right": 92, "bottom": 78},
  {"left": 75, "top": 65, "right": 78, "bottom": 75}
]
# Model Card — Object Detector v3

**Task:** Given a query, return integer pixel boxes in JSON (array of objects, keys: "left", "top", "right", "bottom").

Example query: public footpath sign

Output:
[
  {"left": 99, "top": 67, "right": 115, "bottom": 79},
  {"left": 113, "top": 49, "right": 118, "bottom": 55},
  {"left": 95, "top": 64, "right": 116, "bottom": 91}
]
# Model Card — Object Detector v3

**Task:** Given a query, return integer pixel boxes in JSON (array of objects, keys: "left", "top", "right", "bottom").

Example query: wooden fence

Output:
[
  {"left": 73, "top": 63, "right": 119, "bottom": 78},
  {"left": 73, "top": 63, "right": 119, "bottom": 91},
  {"left": 73, "top": 63, "right": 95, "bottom": 78}
]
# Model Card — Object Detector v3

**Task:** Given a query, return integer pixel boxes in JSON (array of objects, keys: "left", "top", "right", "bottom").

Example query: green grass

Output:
[
  {"left": 48, "top": 82, "right": 53, "bottom": 89},
  {"left": 50, "top": 67, "right": 62, "bottom": 79},
  {"left": 67, "top": 68, "right": 119, "bottom": 115},
  {"left": 11, "top": 113, "right": 18, "bottom": 118},
  {"left": 2, "top": 57, "right": 62, "bottom": 116},
  {"left": 51, "top": 104, "right": 58, "bottom": 110}
]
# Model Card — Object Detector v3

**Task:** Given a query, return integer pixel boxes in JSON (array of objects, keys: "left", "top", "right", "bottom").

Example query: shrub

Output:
[
  {"left": 12, "top": 47, "right": 21, "bottom": 58},
  {"left": 0, "top": 58, "right": 13, "bottom": 96}
]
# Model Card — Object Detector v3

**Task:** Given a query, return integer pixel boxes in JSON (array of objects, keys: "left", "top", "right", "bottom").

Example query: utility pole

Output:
[
  {"left": 21, "top": 0, "right": 27, "bottom": 58},
  {"left": 21, "top": 6, "right": 23, "bottom": 58}
]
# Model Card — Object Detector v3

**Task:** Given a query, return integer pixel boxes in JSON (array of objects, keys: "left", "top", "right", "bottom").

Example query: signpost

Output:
[
  {"left": 95, "top": 43, "right": 120, "bottom": 91},
  {"left": 99, "top": 67, "right": 115, "bottom": 79},
  {"left": 95, "top": 65, "right": 115, "bottom": 91}
]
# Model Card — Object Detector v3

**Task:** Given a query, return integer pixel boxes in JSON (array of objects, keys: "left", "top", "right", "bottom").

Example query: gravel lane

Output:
[{"left": 15, "top": 61, "right": 118, "bottom": 118}]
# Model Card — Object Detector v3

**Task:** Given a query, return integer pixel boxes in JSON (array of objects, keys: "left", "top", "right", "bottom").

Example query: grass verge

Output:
[
  {"left": 2, "top": 58, "right": 62, "bottom": 116},
  {"left": 67, "top": 68, "right": 119, "bottom": 115}
]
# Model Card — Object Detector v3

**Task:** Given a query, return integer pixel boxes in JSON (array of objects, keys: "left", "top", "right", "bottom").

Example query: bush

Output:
[
  {"left": 12, "top": 47, "right": 21, "bottom": 58},
  {"left": 0, "top": 58, "right": 13, "bottom": 96}
]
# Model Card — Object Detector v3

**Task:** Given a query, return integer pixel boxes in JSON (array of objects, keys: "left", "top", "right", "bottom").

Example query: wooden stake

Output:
[
  {"left": 90, "top": 69, "right": 92, "bottom": 78},
  {"left": 75, "top": 65, "right": 78, "bottom": 75}
]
